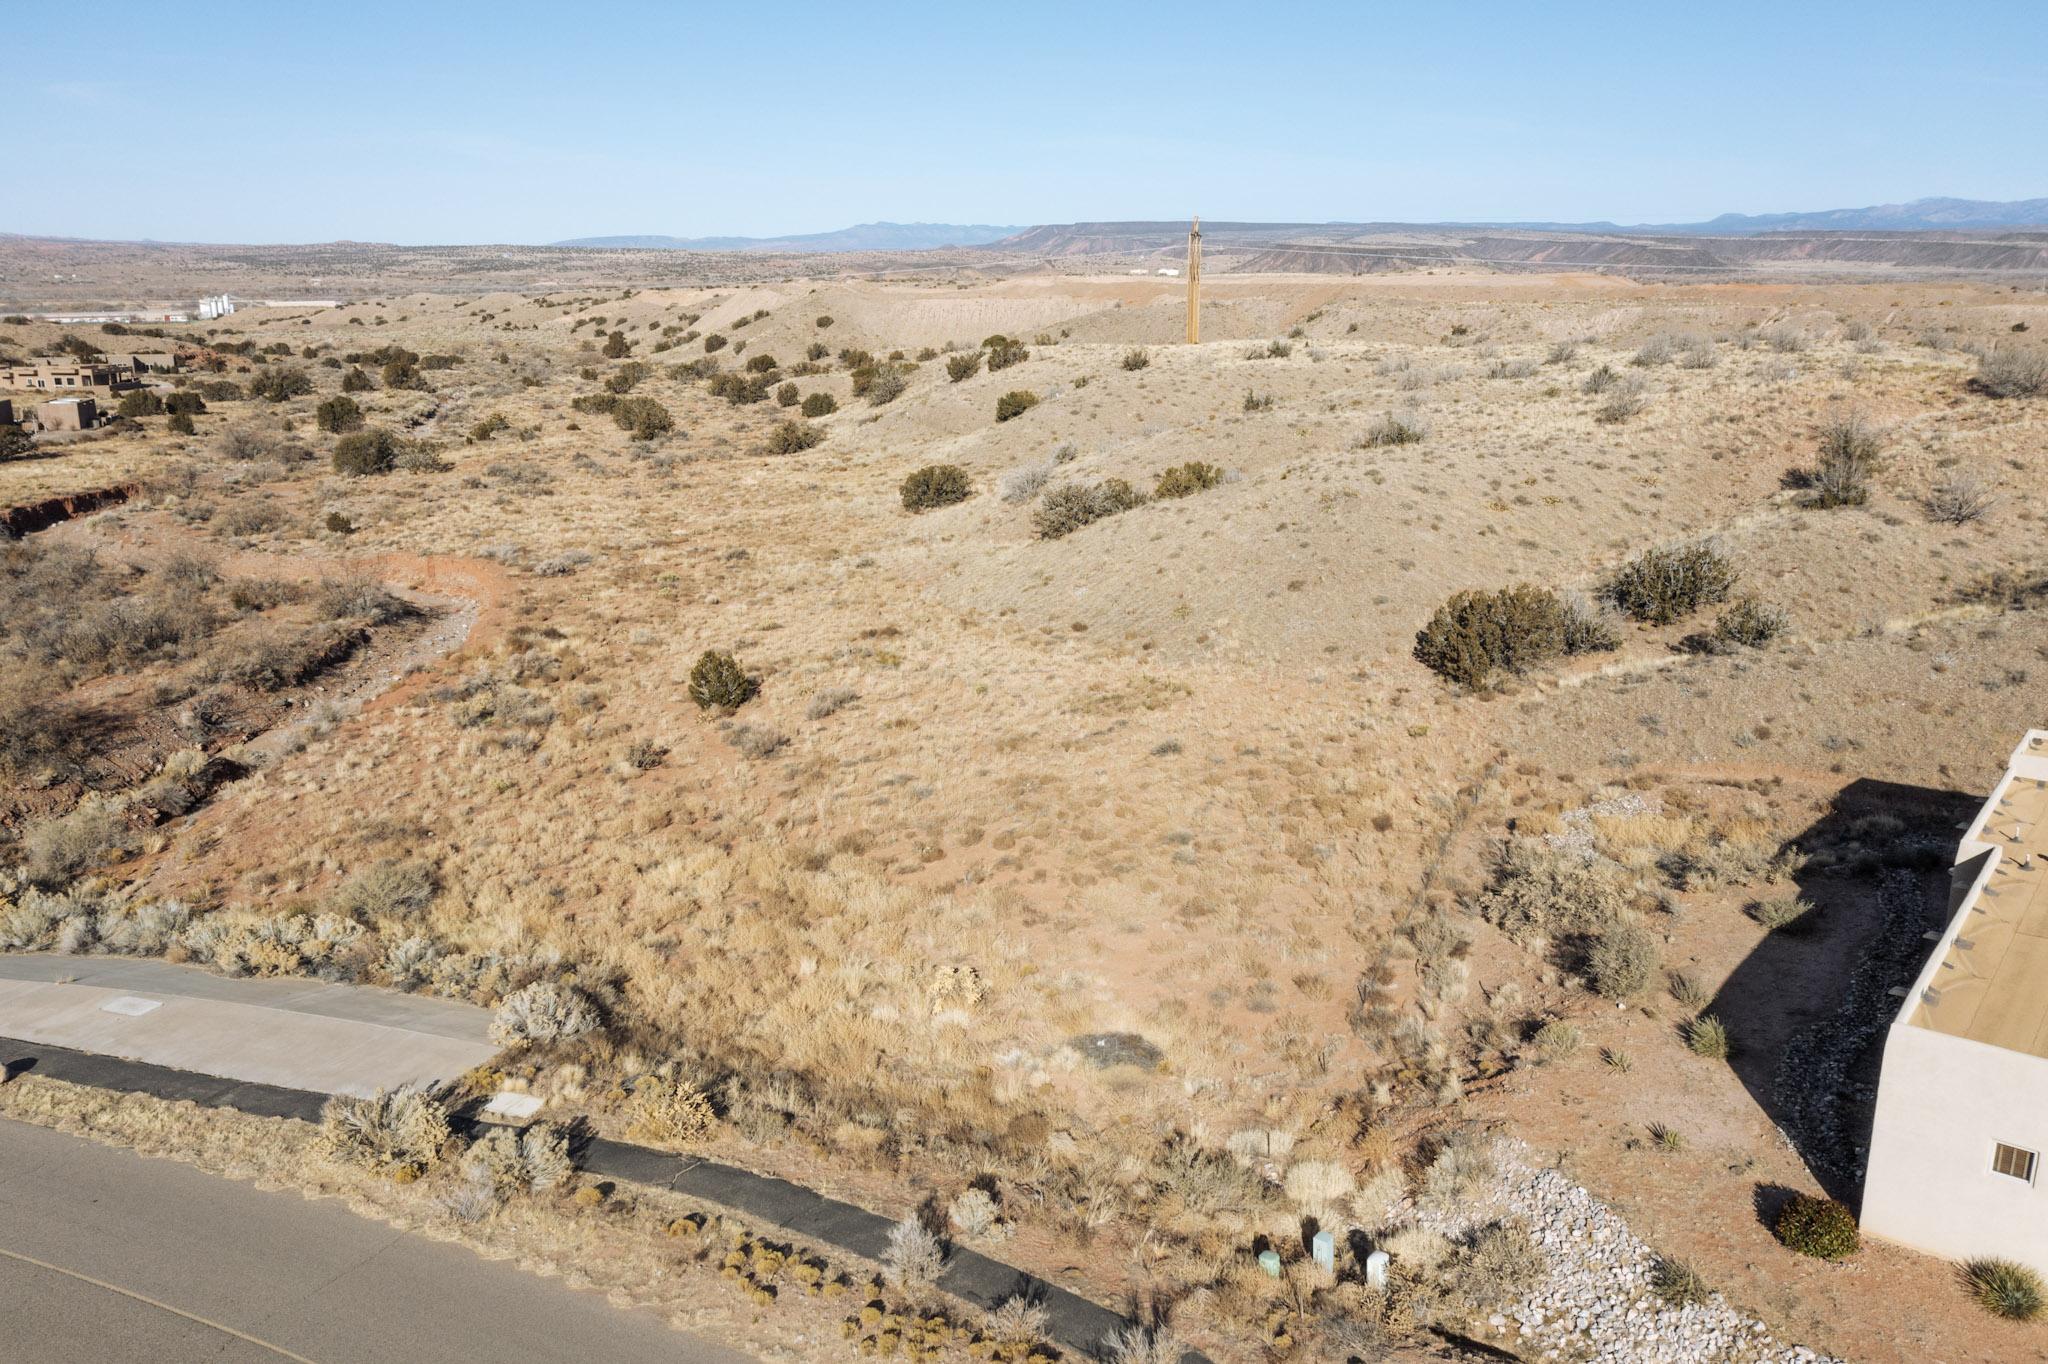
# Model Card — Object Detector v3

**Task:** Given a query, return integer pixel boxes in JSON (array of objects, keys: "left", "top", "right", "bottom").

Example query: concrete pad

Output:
[{"left": 0, "top": 954, "right": 496, "bottom": 1097}]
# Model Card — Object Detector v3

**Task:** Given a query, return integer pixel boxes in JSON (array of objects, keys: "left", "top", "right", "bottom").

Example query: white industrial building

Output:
[{"left": 1863, "top": 729, "right": 2048, "bottom": 1272}]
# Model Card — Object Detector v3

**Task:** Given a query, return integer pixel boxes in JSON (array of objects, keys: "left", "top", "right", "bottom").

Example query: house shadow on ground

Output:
[{"left": 1706, "top": 776, "right": 1977, "bottom": 1209}]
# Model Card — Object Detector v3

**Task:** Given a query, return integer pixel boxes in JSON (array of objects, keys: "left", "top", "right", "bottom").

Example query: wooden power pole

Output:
[{"left": 1186, "top": 216, "right": 1202, "bottom": 344}]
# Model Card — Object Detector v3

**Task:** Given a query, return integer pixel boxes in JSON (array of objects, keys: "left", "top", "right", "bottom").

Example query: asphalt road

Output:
[{"left": 0, "top": 1117, "right": 755, "bottom": 1364}]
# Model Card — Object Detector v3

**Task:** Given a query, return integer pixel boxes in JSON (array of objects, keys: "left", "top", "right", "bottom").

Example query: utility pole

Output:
[{"left": 1186, "top": 216, "right": 1202, "bottom": 345}]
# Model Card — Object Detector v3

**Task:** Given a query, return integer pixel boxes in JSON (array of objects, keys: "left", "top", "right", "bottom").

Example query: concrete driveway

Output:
[
  {"left": 0, "top": 955, "right": 496, "bottom": 1096},
  {"left": 0, "top": 1117, "right": 754, "bottom": 1364}
]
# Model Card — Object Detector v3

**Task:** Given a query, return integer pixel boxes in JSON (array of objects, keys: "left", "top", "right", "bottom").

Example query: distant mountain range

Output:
[
  {"left": 551, "top": 222, "right": 1027, "bottom": 253},
  {"left": 1502, "top": 196, "right": 2048, "bottom": 236},
  {"left": 555, "top": 198, "right": 2046, "bottom": 257}
]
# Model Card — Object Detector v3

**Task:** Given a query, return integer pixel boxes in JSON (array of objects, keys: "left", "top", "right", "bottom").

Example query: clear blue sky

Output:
[{"left": 13, "top": 0, "right": 2044, "bottom": 244}]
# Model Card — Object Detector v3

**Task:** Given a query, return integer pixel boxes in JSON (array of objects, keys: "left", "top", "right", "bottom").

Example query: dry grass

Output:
[{"left": 8, "top": 270, "right": 2047, "bottom": 1362}]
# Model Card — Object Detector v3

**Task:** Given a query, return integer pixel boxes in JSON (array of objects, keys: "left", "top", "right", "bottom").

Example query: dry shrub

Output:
[
  {"left": 1925, "top": 468, "right": 1993, "bottom": 524},
  {"left": 882, "top": 1217, "right": 944, "bottom": 1295},
  {"left": 1972, "top": 347, "right": 2048, "bottom": 398},
  {"left": 1103, "top": 1325, "right": 1183, "bottom": 1364},
  {"left": 461, "top": 1122, "right": 571, "bottom": 1196},
  {"left": 688, "top": 650, "right": 757, "bottom": 710},
  {"left": 994, "top": 390, "right": 1039, "bottom": 423},
  {"left": 329, "top": 858, "right": 439, "bottom": 921},
  {"left": 625, "top": 1076, "right": 717, "bottom": 1149},
  {"left": 19, "top": 799, "right": 133, "bottom": 889},
  {"left": 1602, "top": 542, "right": 1737, "bottom": 624},
  {"left": 1476, "top": 838, "right": 1635, "bottom": 943},
  {"left": 1283, "top": 1159, "right": 1356, "bottom": 1213},
  {"left": 1361, "top": 411, "right": 1427, "bottom": 446},
  {"left": 1711, "top": 596, "right": 1787, "bottom": 649},
  {"left": 1804, "top": 413, "right": 1884, "bottom": 508},
  {"left": 1153, "top": 461, "right": 1225, "bottom": 499},
  {"left": 489, "top": 980, "right": 601, "bottom": 1045},
  {"left": 997, "top": 461, "right": 1051, "bottom": 504},
  {"left": 1586, "top": 920, "right": 1658, "bottom": 998},
  {"left": 1442, "top": 1221, "right": 1546, "bottom": 1312},
  {"left": 1033, "top": 479, "right": 1145, "bottom": 539},
  {"left": 320, "top": 1088, "right": 451, "bottom": 1177},
  {"left": 764, "top": 419, "right": 823, "bottom": 454},
  {"left": 900, "top": 464, "right": 972, "bottom": 511},
  {"left": 1413, "top": 584, "right": 1607, "bottom": 689}
]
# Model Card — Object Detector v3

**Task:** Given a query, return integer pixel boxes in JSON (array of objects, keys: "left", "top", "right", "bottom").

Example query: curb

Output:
[{"left": 0, "top": 1036, "right": 1207, "bottom": 1364}]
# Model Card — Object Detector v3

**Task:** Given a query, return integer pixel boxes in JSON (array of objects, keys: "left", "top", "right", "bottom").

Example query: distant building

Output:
[
  {"left": 198, "top": 294, "right": 236, "bottom": 320},
  {"left": 124, "top": 352, "right": 182, "bottom": 374},
  {"left": 2, "top": 357, "right": 145, "bottom": 395},
  {"left": 1157, "top": 268, "right": 1180, "bottom": 276},
  {"left": 1864, "top": 729, "right": 2048, "bottom": 1274},
  {"left": 34, "top": 396, "right": 99, "bottom": 431}
]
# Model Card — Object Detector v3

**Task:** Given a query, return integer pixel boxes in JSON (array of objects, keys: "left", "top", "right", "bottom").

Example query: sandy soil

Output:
[{"left": 5, "top": 268, "right": 2048, "bottom": 1361}]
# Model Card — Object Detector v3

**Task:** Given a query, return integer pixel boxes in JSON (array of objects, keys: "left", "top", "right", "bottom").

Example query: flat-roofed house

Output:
[
  {"left": 2, "top": 357, "right": 142, "bottom": 396},
  {"left": 1863, "top": 729, "right": 2048, "bottom": 1273},
  {"left": 33, "top": 396, "right": 99, "bottom": 431}
]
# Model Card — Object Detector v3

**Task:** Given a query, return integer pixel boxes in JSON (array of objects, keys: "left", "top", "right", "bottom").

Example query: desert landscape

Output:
[{"left": 3, "top": 228, "right": 2047, "bottom": 1363}]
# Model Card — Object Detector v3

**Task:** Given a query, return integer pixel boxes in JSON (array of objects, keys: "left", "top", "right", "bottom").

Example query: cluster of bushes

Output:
[
  {"left": 983, "top": 334, "right": 1028, "bottom": 372},
  {"left": 605, "top": 361, "right": 650, "bottom": 394},
  {"left": 864, "top": 365, "right": 909, "bottom": 407},
  {"left": 248, "top": 367, "right": 313, "bottom": 403},
  {"left": 611, "top": 396, "right": 673, "bottom": 438},
  {"left": 800, "top": 392, "right": 836, "bottom": 418},
  {"left": 946, "top": 352, "right": 982, "bottom": 383},
  {"left": 1034, "top": 479, "right": 1146, "bottom": 539},
  {"left": 1413, "top": 585, "right": 1616, "bottom": 688},
  {"left": 708, "top": 370, "right": 772, "bottom": 405}
]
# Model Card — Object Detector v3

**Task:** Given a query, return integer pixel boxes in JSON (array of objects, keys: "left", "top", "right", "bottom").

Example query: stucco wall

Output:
[{"left": 1864, "top": 1023, "right": 2048, "bottom": 1270}]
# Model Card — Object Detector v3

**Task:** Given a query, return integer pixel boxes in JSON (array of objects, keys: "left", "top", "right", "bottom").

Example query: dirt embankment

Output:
[{"left": 1, "top": 484, "right": 138, "bottom": 537}]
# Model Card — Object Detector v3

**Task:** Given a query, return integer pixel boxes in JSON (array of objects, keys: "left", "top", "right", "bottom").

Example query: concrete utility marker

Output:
[
  {"left": 0, "top": 1036, "right": 1213, "bottom": 1364},
  {"left": 0, "top": 954, "right": 496, "bottom": 1097}
]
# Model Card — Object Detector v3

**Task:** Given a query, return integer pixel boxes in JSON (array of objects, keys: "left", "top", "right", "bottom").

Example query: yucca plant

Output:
[{"left": 1965, "top": 1258, "right": 2045, "bottom": 1321}]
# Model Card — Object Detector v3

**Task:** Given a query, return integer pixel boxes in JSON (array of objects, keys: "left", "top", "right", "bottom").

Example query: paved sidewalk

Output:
[
  {"left": 0, "top": 955, "right": 495, "bottom": 1096},
  {"left": 1, "top": 1036, "right": 1212, "bottom": 1364}
]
